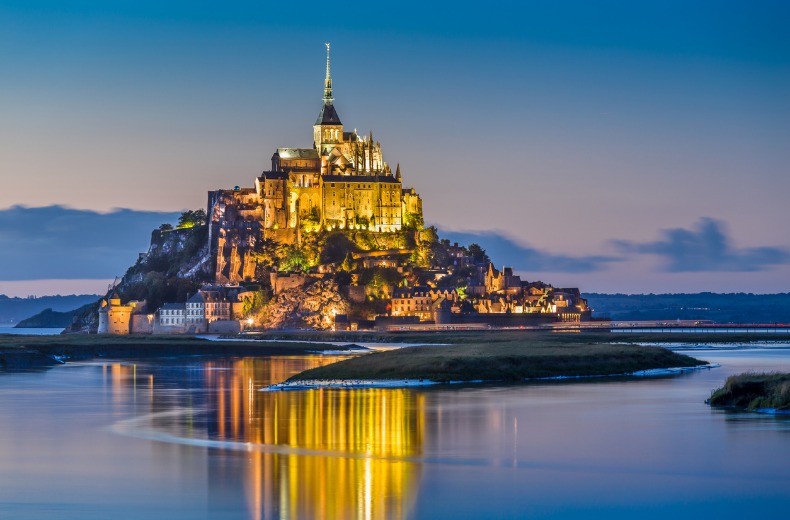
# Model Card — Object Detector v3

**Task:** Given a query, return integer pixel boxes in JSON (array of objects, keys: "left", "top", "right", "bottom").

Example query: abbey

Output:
[{"left": 208, "top": 45, "right": 423, "bottom": 283}]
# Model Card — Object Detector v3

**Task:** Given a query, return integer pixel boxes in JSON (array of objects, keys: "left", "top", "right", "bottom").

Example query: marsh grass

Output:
[
  {"left": 708, "top": 372, "right": 790, "bottom": 411},
  {"left": 287, "top": 340, "right": 706, "bottom": 382}
]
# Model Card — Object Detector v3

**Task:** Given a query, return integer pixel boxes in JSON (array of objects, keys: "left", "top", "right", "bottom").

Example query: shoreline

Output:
[
  {"left": 263, "top": 364, "right": 718, "bottom": 391},
  {"left": 0, "top": 335, "right": 365, "bottom": 371},
  {"left": 3, "top": 329, "right": 773, "bottom": 374}
]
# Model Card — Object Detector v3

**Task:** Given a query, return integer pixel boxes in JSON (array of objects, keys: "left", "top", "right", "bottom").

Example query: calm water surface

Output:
[
  {"left": 0, "top": 327, "right": 65, "bottom": 335},
  {"left": 1, "top": 347, "right": 789, "bottom": 519}
]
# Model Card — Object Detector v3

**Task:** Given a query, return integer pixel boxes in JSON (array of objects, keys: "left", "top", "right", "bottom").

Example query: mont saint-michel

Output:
[{"left": 85, "top": 45, "right": 589, "bottom": 335}]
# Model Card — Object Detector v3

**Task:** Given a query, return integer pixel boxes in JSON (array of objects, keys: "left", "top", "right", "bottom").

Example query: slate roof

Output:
[
  {"left": 277, "top": 148, "right": 319, "bottom": 160},
  {"left": 160, "top": 303, "right": 186, "bottom": 310},
  {"left": 321, "top": 174, "right": 400, "bottom": 184},
  {"left": 260, "top": 170, "right": 288, "bottom": 180},
  {"left": 315, "top": 102, "right": 342, "bottom": 125},
  {"left": 187, "top": 292, "right": 205, "bottom": 304}
]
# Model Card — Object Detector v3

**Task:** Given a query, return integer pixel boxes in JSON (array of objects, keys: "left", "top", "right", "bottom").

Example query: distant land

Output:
[
  {"left": 584, "top": 293, "right": 790, "bottom": 324},
  {"left": 13, "top": 303, "right": 96, "bottom": 329},
  {"left": 0, "top": 294, "right": 100, "bottom": 327},
  {"left": 2, "top": 292, "right": 789, "bottom": 329}
]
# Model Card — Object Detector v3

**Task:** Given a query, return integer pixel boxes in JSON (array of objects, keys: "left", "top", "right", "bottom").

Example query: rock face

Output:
[
  {"left": 145, "top": 227, "right": 214, "bottom": 280},
  {"left": 207, "top": 190, "right": 263, "bottom": 284},
  {"left": 260, "top": 279, "right": 350, "bottom": 330}
]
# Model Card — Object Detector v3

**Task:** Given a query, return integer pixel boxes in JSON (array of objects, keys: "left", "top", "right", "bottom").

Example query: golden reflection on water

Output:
[{"left": 106, "top": 357, "right": 425, "bottom": 520}]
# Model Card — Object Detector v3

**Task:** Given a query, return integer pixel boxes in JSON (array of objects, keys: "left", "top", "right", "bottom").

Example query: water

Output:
[
  {"left": 1, "top": 348, "right": 789, "bottom": 519},
  {"left": 611, "top": 327, "right": 790, "bottom": 334},
  {"left": 0, "top": 327, "right": 65, "bottom": 335}
]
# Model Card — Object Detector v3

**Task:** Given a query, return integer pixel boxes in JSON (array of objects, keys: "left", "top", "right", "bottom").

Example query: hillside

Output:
[{"left": 14, "top": 303, "right": 95, "bottom": 328}]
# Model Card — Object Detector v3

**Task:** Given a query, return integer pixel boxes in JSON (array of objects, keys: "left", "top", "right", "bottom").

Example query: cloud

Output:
[
  {"left": 437, "top": 229, "right": 619, "bottom": 273},
  {"left": 613, "top": 218, "right": 790, "bottom": 272},
  {"left": 0, "top": 205, "right": 181, "bottom": 281}
]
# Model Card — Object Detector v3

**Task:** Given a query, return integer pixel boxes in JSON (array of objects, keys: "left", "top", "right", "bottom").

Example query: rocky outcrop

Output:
[
  {"left": 208, "top": 190, "right": 264, "bottom": 284},
  {"left": 259, "top": 279, "right": 350, "bottom": 330},
  {"left": 143, "top": 227, "right": 213, "bottom": 280}
]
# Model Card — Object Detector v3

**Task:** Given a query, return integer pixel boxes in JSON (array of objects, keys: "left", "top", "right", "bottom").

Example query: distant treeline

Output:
[
  {"left": 0, "top": 294, "right": 100, "bottom": 326},
  {"left": 583, "top": 293, "right": 790, "bottom": 324}
]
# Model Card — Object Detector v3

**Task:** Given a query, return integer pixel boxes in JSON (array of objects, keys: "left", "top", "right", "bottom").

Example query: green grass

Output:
[
  {"left": 707, "top": 372, "right": 790, "bottom": 411},
  {"left": 287, "top": 339, "right": 707, "bottom": 383}
]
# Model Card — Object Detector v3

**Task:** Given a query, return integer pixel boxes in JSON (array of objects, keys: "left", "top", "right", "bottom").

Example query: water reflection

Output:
[{"left": 106, "top": 357, "right": 425, "bottom": 520}]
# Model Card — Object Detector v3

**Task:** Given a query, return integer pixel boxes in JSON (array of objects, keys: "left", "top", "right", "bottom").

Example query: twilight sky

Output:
[{"left": 1, "top": 1, "right": 789, "bottom": 296}]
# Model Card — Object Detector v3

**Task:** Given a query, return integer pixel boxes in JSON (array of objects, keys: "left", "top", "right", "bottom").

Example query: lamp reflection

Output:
[{"left": 107, "top": 357, "right": 425, "bottom": 519}]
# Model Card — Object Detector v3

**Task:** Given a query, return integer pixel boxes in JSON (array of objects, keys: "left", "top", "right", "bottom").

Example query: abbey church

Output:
[{"left": 208, "top": 45, "right": 423, "bottom": 282}]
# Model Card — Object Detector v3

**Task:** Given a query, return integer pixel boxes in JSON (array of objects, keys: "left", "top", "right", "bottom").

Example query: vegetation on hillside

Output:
[
  {"left": 176, "top": 209, "right": 207, "bottom": 229},
  {"left": 117, "top": 210, "right": 210, "bottom": 310}
]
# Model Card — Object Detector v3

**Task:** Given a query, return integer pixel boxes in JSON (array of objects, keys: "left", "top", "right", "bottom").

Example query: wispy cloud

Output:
[
  {"left": 613, "top": 218, "right": 790, "bottom": 272},
  {"left": 438, "top": 229, "right": 619, "bottom": 273},
  {"left": 0, "top": 205, "right": 180, "bottom": 281}
]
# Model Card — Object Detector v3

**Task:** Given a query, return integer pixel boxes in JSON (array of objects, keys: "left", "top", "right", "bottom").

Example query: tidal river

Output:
[{"left": 1, "top": 345, "right": 789, "bottom": 519}]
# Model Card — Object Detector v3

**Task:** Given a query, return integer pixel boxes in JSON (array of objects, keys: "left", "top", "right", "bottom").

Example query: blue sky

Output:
[{"left": 1, "top": 1, "right": 788, "bottom": 295}]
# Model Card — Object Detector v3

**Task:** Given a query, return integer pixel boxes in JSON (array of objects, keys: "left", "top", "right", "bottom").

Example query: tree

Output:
[
  {"left": 413, "top": 226, "right": 440, "bottom": 268},
  {"left": 177, "top": 209, "right": 207, "bottom": 229},
  {"left": 159, "top": 223, "right": 173, "bottom": 231},
  {"left": 320, "top": 232, "right": 357, "bottom": 265},
  {"left": 251, "top": 237, "right": 280, "bottom": 273},
  {"left": 280, "top": 245, "right": 310, "bottom": 273},
  {"left": 468, "top": 243, "right": 490, "bottom": 264}
]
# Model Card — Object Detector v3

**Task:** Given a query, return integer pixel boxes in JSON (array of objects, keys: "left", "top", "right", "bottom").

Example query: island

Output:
[
  {"left": 273, "top": 332, "right": 709, "bottom": 389},
  {"left": 66, "top": 46, "right": 592, "bottom": 336},
  {"left": 707, "top": 372, "right": 790, "bottom": 413}
]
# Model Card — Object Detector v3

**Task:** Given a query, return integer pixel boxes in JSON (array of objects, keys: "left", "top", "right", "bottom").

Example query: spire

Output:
[
  {"left": 396, "top": 163, "right": 402, "bottom": 181},
  {"left": 323, "top": 42, "right": 333, "bottom": 104},
  {"left": 315, "top": 43, "right": 342, "bottom": 125}
]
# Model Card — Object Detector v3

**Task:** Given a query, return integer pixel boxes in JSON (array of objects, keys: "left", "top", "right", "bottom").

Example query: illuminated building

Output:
[
  {"left": 209, "top": 44, "right": 423, "bottom": 283},
  {"left": 97, "top": 294, "right": 150, "bottom": 334}
]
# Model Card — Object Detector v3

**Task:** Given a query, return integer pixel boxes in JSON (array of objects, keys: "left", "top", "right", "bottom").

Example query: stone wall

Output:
[
  {"left": 270, "top": 272, "right": 312, "bottom": 295},
  {"left": 208, "top": 320, "right": 242, "bottom": 334},
  {"left": 130, "top": 314, "right": 154, "bottom": 334}
]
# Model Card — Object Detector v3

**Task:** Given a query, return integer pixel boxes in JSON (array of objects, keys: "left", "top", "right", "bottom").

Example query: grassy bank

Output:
[
  {"left": 287, "top": 340, "right": 707, "bottom": 383},
  {"left": 0, "top": 334, "right": 355, "bottom": 371},
  {"left": 707, "top": 372, "right": 790, "bottom": 411},
  {"left": 243, "top": 329, "right": 789, "bottom": 346}
]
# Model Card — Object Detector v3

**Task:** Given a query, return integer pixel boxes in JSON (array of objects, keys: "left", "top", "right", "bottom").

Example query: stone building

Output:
[
  {"left": 153, "top": 288, "right": 244, "bottom": 334},
  {"left": 485, "top": 264, "right": 523, "bottom": 295},
  {"left": 209, "top": 45, "right": 423, "bottom": 283},
  {"left": 391, "top": 286, "right": 434, "bottom": 321},
  {"left": 156, "top": 303, "right": 187, "bottom": 334},
  {"left": 97, "top": 295, "right": 149, "bottom": 335}
]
